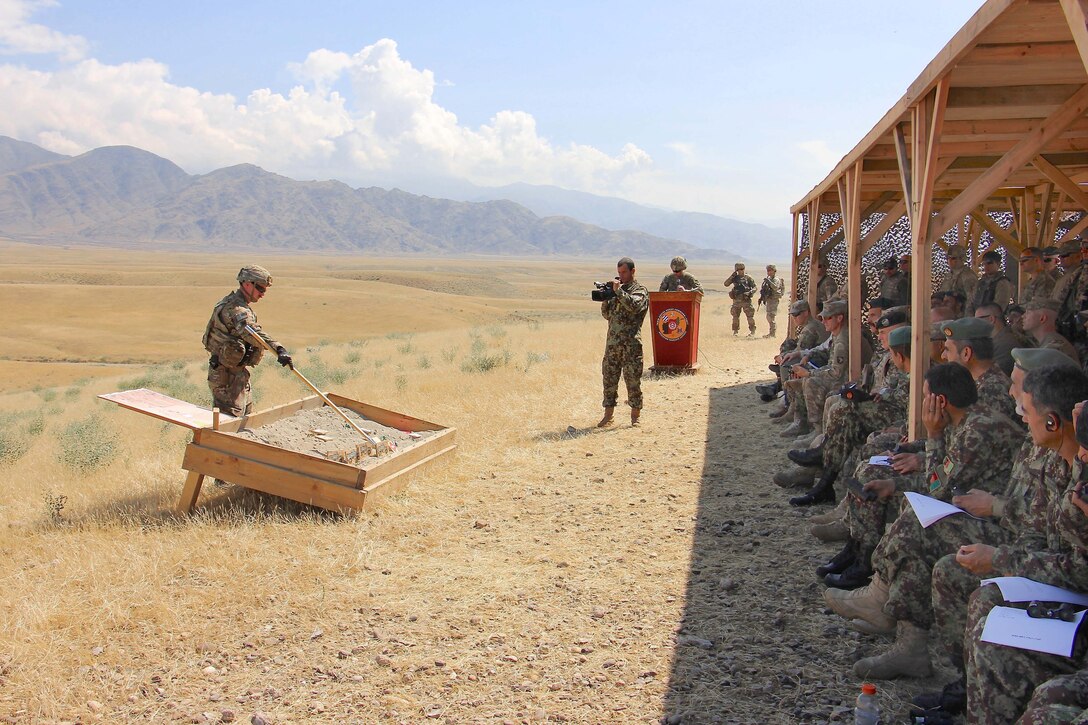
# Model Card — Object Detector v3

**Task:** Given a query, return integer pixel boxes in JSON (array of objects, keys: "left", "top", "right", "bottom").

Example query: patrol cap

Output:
[
  {"left": 1011, "top": 347, "right": 1081, "bottom": 372},
  {"left": 819, "top": 299, "right": 848, "bottom": 318},
  {"left": 767, "top": 264, "right": 776, "bottom": 271},
  {"left": 789, "top": 300, "right": 810, "bottom": 315},
  {"left": 1041, "top": 246, "right": 1060, "bottom": 258},
  {"left": 883, "top": 256, "right": 898, "bottom": 270},
  {"left": 237, "top": 265, "right": 273, "bottom": 286},
  {"left": 1024, "top": 297, "right": 1061, "bottom": 313},
  {"left": 1059, "top": 240, "right": 1082, "bottom": 256},
  {"left": 942, "top": 316, "right": 993, "bottom": 340},
  {"left": 1006, "top": 303, "right": 1025, "bottom": 315},
  {"left": 946, "top": 245, "right": 967, "bottom": 260},
  {"left": 734, "top": 262, "right": 746, "bottom": 270},
  {"left": 670, "top": 256, "right": 687, "bottom": 272},
  {"left": 888, "top": 326, "right": 912, "bottom": 348},
  {"left": 876, "top": 308, "right": 909, "bottom": 330},
  {"left": 981, "top": 250, "right": 1002, "bottom": 263},
  {"left": 868, "top": 296, "right": 895, "bottom": 310}
]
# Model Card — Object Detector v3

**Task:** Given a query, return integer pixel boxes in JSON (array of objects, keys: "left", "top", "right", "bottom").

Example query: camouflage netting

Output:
[{"left": 794, "top": 209, "right": 1086, "bottom": 307}]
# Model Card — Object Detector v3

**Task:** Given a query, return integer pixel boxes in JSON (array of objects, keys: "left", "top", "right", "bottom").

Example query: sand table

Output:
[{"left": 234, "top": 406, "right": 438, "bottom": 466}]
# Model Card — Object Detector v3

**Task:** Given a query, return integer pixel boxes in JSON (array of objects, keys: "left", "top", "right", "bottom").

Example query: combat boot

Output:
[
  {"left": 773, "top": 464, "right": 819, "bottom": 489},
  {"left": 809, "top": 497, "right": 847, "bottom": 525},
  {"left": 630, "top": 408, "right": 641, "bottom": 427},
  {"left": 815, "top": 541, "right": 856, "bottom": 578},
  {"left": 768, "top": 403, "right": 789, "bottom": 419},
  {"left": 852, "top": 621, "right": 932, "bottom": 679},
  {"left": 789, "top": 470, "right": 836, "bottom": 506},
  {"left": 779, "top": 419, "right": 810, "bottom": 438},
  {"left": 788, "top": 445, "right": 824, "bottom": 467},
  {"left": 824, "top": 559, "right": 873, "bottom": 589},
  {"left": 747, "top": 329, "right": 756, "bottom": 337},
  {"left": 911, "top": 677, "right": 967, "bottom": 715},
  {"left": 597, "top": 407, "right": 615, "bottom": 428},
  {"left": 810, "top": 518, "right": 848, "bottom": 542},
  {"left": 823, "top": 573, "right": 894, "bottom": 631}
]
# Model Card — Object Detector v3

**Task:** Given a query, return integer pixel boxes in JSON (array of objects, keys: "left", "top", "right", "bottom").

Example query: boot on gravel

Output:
[
  {"left": 811, "top": 518, "right": 849, "bottom": 542},
  {"left": 852, "top": 621, "right": 932, "bottom": 679},
  {"left": 824, "top": 573, "right": 894, "bottom": 631},
  {"left": 773, "top": 465, "right": 819, "bottom": 489},
  {"left": 597, "top": 407, "right": 615, "bottom": 428}
]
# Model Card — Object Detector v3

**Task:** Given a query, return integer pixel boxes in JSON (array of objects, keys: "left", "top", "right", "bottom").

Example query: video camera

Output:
[
  {"left": 839, "top": 382, "right": 872, "bottom": 403},
  {"left": 591, "top": 279, "right": 619, "bottom": 302}
]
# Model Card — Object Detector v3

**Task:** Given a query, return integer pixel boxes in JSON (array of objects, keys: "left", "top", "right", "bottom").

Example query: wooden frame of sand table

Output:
[
  {"left": 99, "top": 388, "right": 456, "bottom": 514},
  {"left": 790, "top": 0, "right": 1088, "bottom": 438}
]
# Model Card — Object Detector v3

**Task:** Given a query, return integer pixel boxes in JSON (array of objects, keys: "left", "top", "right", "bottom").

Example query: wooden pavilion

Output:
[{"left": 791, "top": 0, "right": 1088, "bottom": 435}]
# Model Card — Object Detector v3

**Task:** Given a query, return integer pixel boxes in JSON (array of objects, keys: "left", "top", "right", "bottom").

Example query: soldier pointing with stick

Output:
[{"left": 203, "top": 265, "right": 294, "bottom": 418}]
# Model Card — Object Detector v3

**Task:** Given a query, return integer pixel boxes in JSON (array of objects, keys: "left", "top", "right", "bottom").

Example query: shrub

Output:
[
  {"left": 441, "top": 347, "right": 458, "bottom": 363},
  {"left": 461, "top": 349, "right": 512, "bottom": 374},
  {"left": 57, "top": 414, "right": 117, "bottom": 470},
  {"left": 344, "top": 350, "right": 361, "bottom": 364},
  {"left": 525, "top": 351, "right": 550, "bottom": 371},
  {"left": 418, "top": 355, "right": 431, "bottom": 369}
]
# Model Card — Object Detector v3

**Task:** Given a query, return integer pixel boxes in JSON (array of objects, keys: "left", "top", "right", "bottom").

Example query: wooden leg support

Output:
[{"left": 177, "top": 470, "right": 205, "bottom": 515}]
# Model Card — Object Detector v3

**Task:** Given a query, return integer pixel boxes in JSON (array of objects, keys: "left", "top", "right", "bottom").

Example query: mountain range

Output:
[{"left": 0, "top": 136, "right": 787, "bottom": 260}]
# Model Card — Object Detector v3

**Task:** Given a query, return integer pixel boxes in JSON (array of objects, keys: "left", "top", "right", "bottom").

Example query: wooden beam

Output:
[
  {"left": 1057, "top": 213, "right": 1088, "bottom": 243},
  {"left": 969, "top": 210, "right": 1022, "bottom": 253},
  {"left": 860, "top": 199, "right": 909, "bottom": 255},
  {"left": 1036, "top": 182, "right": 1055, "bottom": 246},
  {"left": 1032, "top": 154, "right": 1088, "bottom": 217},
  {"left": 1060, "top": 0, "right": 1088, "bottom": 76},
  {"left": 895, "top": 122, "right": 913, "bottom": 213},
  {"left": 841, "top": 162, "right": 864, "bottom": 382},
  {"left": 929, "top": 83, "right": 1088, "bottom": 241},
  {"left": 807, "top": 198, "right": 821, "bottom": 316}
]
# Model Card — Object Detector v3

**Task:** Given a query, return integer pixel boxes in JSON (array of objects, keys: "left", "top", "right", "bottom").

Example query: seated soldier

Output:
[
  {"left": 916, "top": 352, "right": 1086, "bottom": 718},
  {"left": 763, "top": 299, "right": 828, "bottom": 408},
  {"left": 961, "top": 388, "right": 1088, "bottom": 724},
  {"left": 1023, "top": 296, "right": 1081, "bottom": 364},
  {"left": 940, "top": 316, "right": 1019, "bottom": 425},
  {"left": 783, "top": 309, "right": 910, "bottom": 508},
  {"left": 973, "top": 301, "right": 1026, "bottom": 376},
  {"left": 823, "top": 363, "right": 1024, "bottom": 679}
]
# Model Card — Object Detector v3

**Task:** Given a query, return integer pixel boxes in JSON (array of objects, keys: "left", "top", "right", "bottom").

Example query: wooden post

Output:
[
  {"left": 807, "top": 198, "right": 821, "bottom": 316},
  {"left": 838, "top": 162, "right": 864, "bottom": 382},
  {"left": 178, "top": 470, "right": 205, "bottom": 515},
  {"left": 212, "top": 407, "right": 220, "bottom": 431},
  {"left": 790, "top": 212, "right": 800, "bottom": 305}
]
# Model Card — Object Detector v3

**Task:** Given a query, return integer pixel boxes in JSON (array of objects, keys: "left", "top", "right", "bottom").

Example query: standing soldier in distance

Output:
[
  {"left": 203, "top": 265, "right": 294, "bottom": 418},
  {"left": 599, "top": 257, "right": 650, "bottom": 428},
  {"left": 725, "top": 262, "right": 757, "bottom": 336},
  {"left": 939, "top": 244, "right": 979, "bottom": 307},
  {"left": 760, "top": 264, "right": 786, "bottom": 338},
  {"left": 659, "top": 256, "right": 702, "bottom": 292}
]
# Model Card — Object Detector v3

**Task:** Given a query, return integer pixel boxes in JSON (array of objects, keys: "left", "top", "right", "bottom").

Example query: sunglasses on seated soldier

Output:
[{"left": 1026, "top": 601, "right": 1083, "bottom": 622}]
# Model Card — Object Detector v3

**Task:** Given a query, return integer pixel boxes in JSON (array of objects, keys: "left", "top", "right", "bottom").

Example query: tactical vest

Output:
[
  {"left": 974, "top": 274, "right": 1010, "bottom": 308},
  {"left": 203, "top": 292, "right": 263, "bottom": 368}
]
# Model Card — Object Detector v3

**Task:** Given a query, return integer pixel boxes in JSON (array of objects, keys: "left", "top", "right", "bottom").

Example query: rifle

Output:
[{"left": 757, "top": 278, "right": 773, "bottom": 309}]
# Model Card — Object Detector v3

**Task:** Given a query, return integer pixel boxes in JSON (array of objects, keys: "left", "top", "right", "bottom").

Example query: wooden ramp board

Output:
[{"left": 98, "top": 388, "right": 233, "bottom": 430}]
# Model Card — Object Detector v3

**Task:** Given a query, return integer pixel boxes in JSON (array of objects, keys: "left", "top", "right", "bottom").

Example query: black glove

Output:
[{"left": 275, "top": 346, "right": 293, "bottom": 369}]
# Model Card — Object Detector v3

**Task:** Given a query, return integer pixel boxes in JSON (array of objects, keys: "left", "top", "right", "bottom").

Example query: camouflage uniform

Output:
[
  {"left": 816, "top": 274, "right": 839, "bottom": 306},
  {"left": 940, "top": 266, "right": 979, "bottom": 304},
  {"left": 1052, "top": 264, "right": 1088, "bottom": 358},
  {"left": 203, "top": 288, "right": 282, "bottom": 417},
  {"left": 844, "top": 435, "right": 921, "bottom": 567},
  {"left": 822, "top": 361, "right": 909, "bottom": 473},
  {"left": 974, "top": 364, "right": 1020, "bottom": 425},
  {"left": 726, "top": 271, "right": 757, "bottom": 334},
  {"left": 880, "top": 270, "right": 911, "bottom": 307},
  {"left": 1022, "top": 270, "right": 1057, "bottom": 306},
  {"left": 930, "top": 444, "right": 1059, "bottom": 670},
  {"left": 969, "top": 270, "right": 1016, "bottom": 316},
  {"left": 869, "top": 411, "right": 1023, "bottom": 629},
  {"left": 1033, "top": 330, "right": 1081, "bottom": 365},
  {"left": 964, "top": 459, "right": 1087, "bottom": 724},
  {"left": 1018, "top": 670, "right": 1088, "bottom": 724},
  {"left": 803, "top": 327, "right": 874, "bottom": 426},
  {"left": 760, "top": 275, "right": 785, "bottom": 336},
  {"left": 659, "top": 273, "right": 701, "bottom": 292},
  {"left": 993, "top": 325, "right": 1024, "bottom": 377},
  {"left": 601, "top": 279, "right": 649, "bottom": 410}
]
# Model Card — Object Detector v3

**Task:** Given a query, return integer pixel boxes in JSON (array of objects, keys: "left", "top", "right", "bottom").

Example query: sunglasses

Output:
[{"left": 253, "top": 283, "right": 267, "bottom": 293}]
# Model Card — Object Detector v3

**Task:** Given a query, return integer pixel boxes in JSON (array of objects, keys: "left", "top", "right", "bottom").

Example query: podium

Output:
[{"left": 648, "top": 291, "right": 703, "bottom": 374}]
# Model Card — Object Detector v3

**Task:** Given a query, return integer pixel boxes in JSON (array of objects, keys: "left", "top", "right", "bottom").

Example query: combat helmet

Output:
[
  {"left": 671, "top": 256, "right": 688, "bottom": 272},
  {"left": 238, "top": 265, "right": 273, "bottom": 286}
]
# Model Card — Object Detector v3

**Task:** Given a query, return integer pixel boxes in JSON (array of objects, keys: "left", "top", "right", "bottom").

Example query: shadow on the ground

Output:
[{"left": 659, "top": 383, "right": 942, "bottom": 724}]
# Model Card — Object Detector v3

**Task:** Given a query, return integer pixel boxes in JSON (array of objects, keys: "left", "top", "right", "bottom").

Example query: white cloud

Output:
[
  {"left": 0, "top": 0, "right": 87, "bottom": 62},
  {"left": 796, "top": 139, "right": 842, "bottom": 170},
  {"left": 0, "top": 8, "right": 654, "bottom": 198}
]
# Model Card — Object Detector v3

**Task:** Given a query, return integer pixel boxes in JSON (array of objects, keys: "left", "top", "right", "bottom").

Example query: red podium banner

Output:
[{"left": 649, "top": 291, "right": 702, "bottom": 374}]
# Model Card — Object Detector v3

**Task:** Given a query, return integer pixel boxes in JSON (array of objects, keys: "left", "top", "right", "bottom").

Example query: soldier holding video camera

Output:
[
  {"left": 725, "top": 262, "right": 757, "bottom": 337},
  {"left": 597, "top": 257, "right": 649, "bottom": 428}
]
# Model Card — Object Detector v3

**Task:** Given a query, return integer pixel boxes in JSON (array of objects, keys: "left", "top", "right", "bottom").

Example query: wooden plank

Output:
[
  {"left": 842, "top": 162, "right": 863, "bottom": 383},
  {"left": 182, "top": 445, "right": 366, "bottom": 513},
  {"left": 1057, "top": 211, "right": 1088, "bottom": 242},
  {"left": 1061, "top": 0, "right": 1088, "bottom": 75},
  {"left": 1032, "top": 153, "right": 1088, "bottom": 216},
  {"left": 807, "top": 198, "right": 821, "bottom": 316},
  {"left": 215, "top": 395, "right": 322, "bottom": 433},
  {"left": 976, "top": 1, "right": 1075, "bottom": 44},
  {"left": 970, "top": 210, "right": 1023, "bottom": 252},
  {"left": 98, "top": 389, "right": 232, "bottom": 431},
  {"left": 363, "top": 444, "right": 458, "bottom": 503},
  {"left": 192, "top": 429, "right": 365, "bottom": 488},
  {"left": 895, "top": 122, "right": 913, "bottom": 212},
  {"left": 1037, "top": 182, "right": 1056, "bottom": 244},
  {"left": 326, "top": 394, "right": 448, "bottom": 432},
  {"left": 177, "top": 470, "right": 205, "bottom": 515},
  {"left": 930, "top": 82, "right": 1088, "bottom": 241},
  {"left": 361, "top": 428, "right": 458, "bottom": 488}
]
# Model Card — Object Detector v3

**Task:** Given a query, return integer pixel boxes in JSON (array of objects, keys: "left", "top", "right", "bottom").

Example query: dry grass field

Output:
[{"left": 0, "top": 241, "right": 948, "bottom": 724}]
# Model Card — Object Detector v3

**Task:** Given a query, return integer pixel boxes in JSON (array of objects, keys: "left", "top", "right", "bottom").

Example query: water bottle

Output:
[{"left": 854, "top": 682, "right": 880, "bottom": 724}]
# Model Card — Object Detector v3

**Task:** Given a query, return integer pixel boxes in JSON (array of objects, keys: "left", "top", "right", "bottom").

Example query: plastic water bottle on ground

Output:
[{"left": 854, "top": 682, "right": 880, "bottom": 724}]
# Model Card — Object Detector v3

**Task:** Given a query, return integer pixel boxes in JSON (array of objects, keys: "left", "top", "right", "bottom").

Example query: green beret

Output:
[
  {"left": 888, "top": 326, "right": 911, "bottom": 347},
  {"left": 819, "top": 299, "right": 847, "bottom": 318},
  {"left": 1011, "top": 347, "right": 1080, "bottom": 371},
  {"left": 1059, "top": 240, "right": 1082, "bottom": 255},
  {"left": 1024, "top": 297, "right": 1060, "bottom": 312},
  {"left": 942, "top": 316, "right": 993, "bottom": 340}
]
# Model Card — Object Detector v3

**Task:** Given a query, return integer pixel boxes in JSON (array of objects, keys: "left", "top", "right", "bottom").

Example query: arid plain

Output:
[{"left": 0, "top": 241, "right": 946, "bottom": 723}]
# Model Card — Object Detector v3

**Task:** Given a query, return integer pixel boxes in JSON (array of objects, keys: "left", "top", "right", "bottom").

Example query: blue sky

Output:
[{"left": 1, "top": 0, "right": 982, "bottom": 225}]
